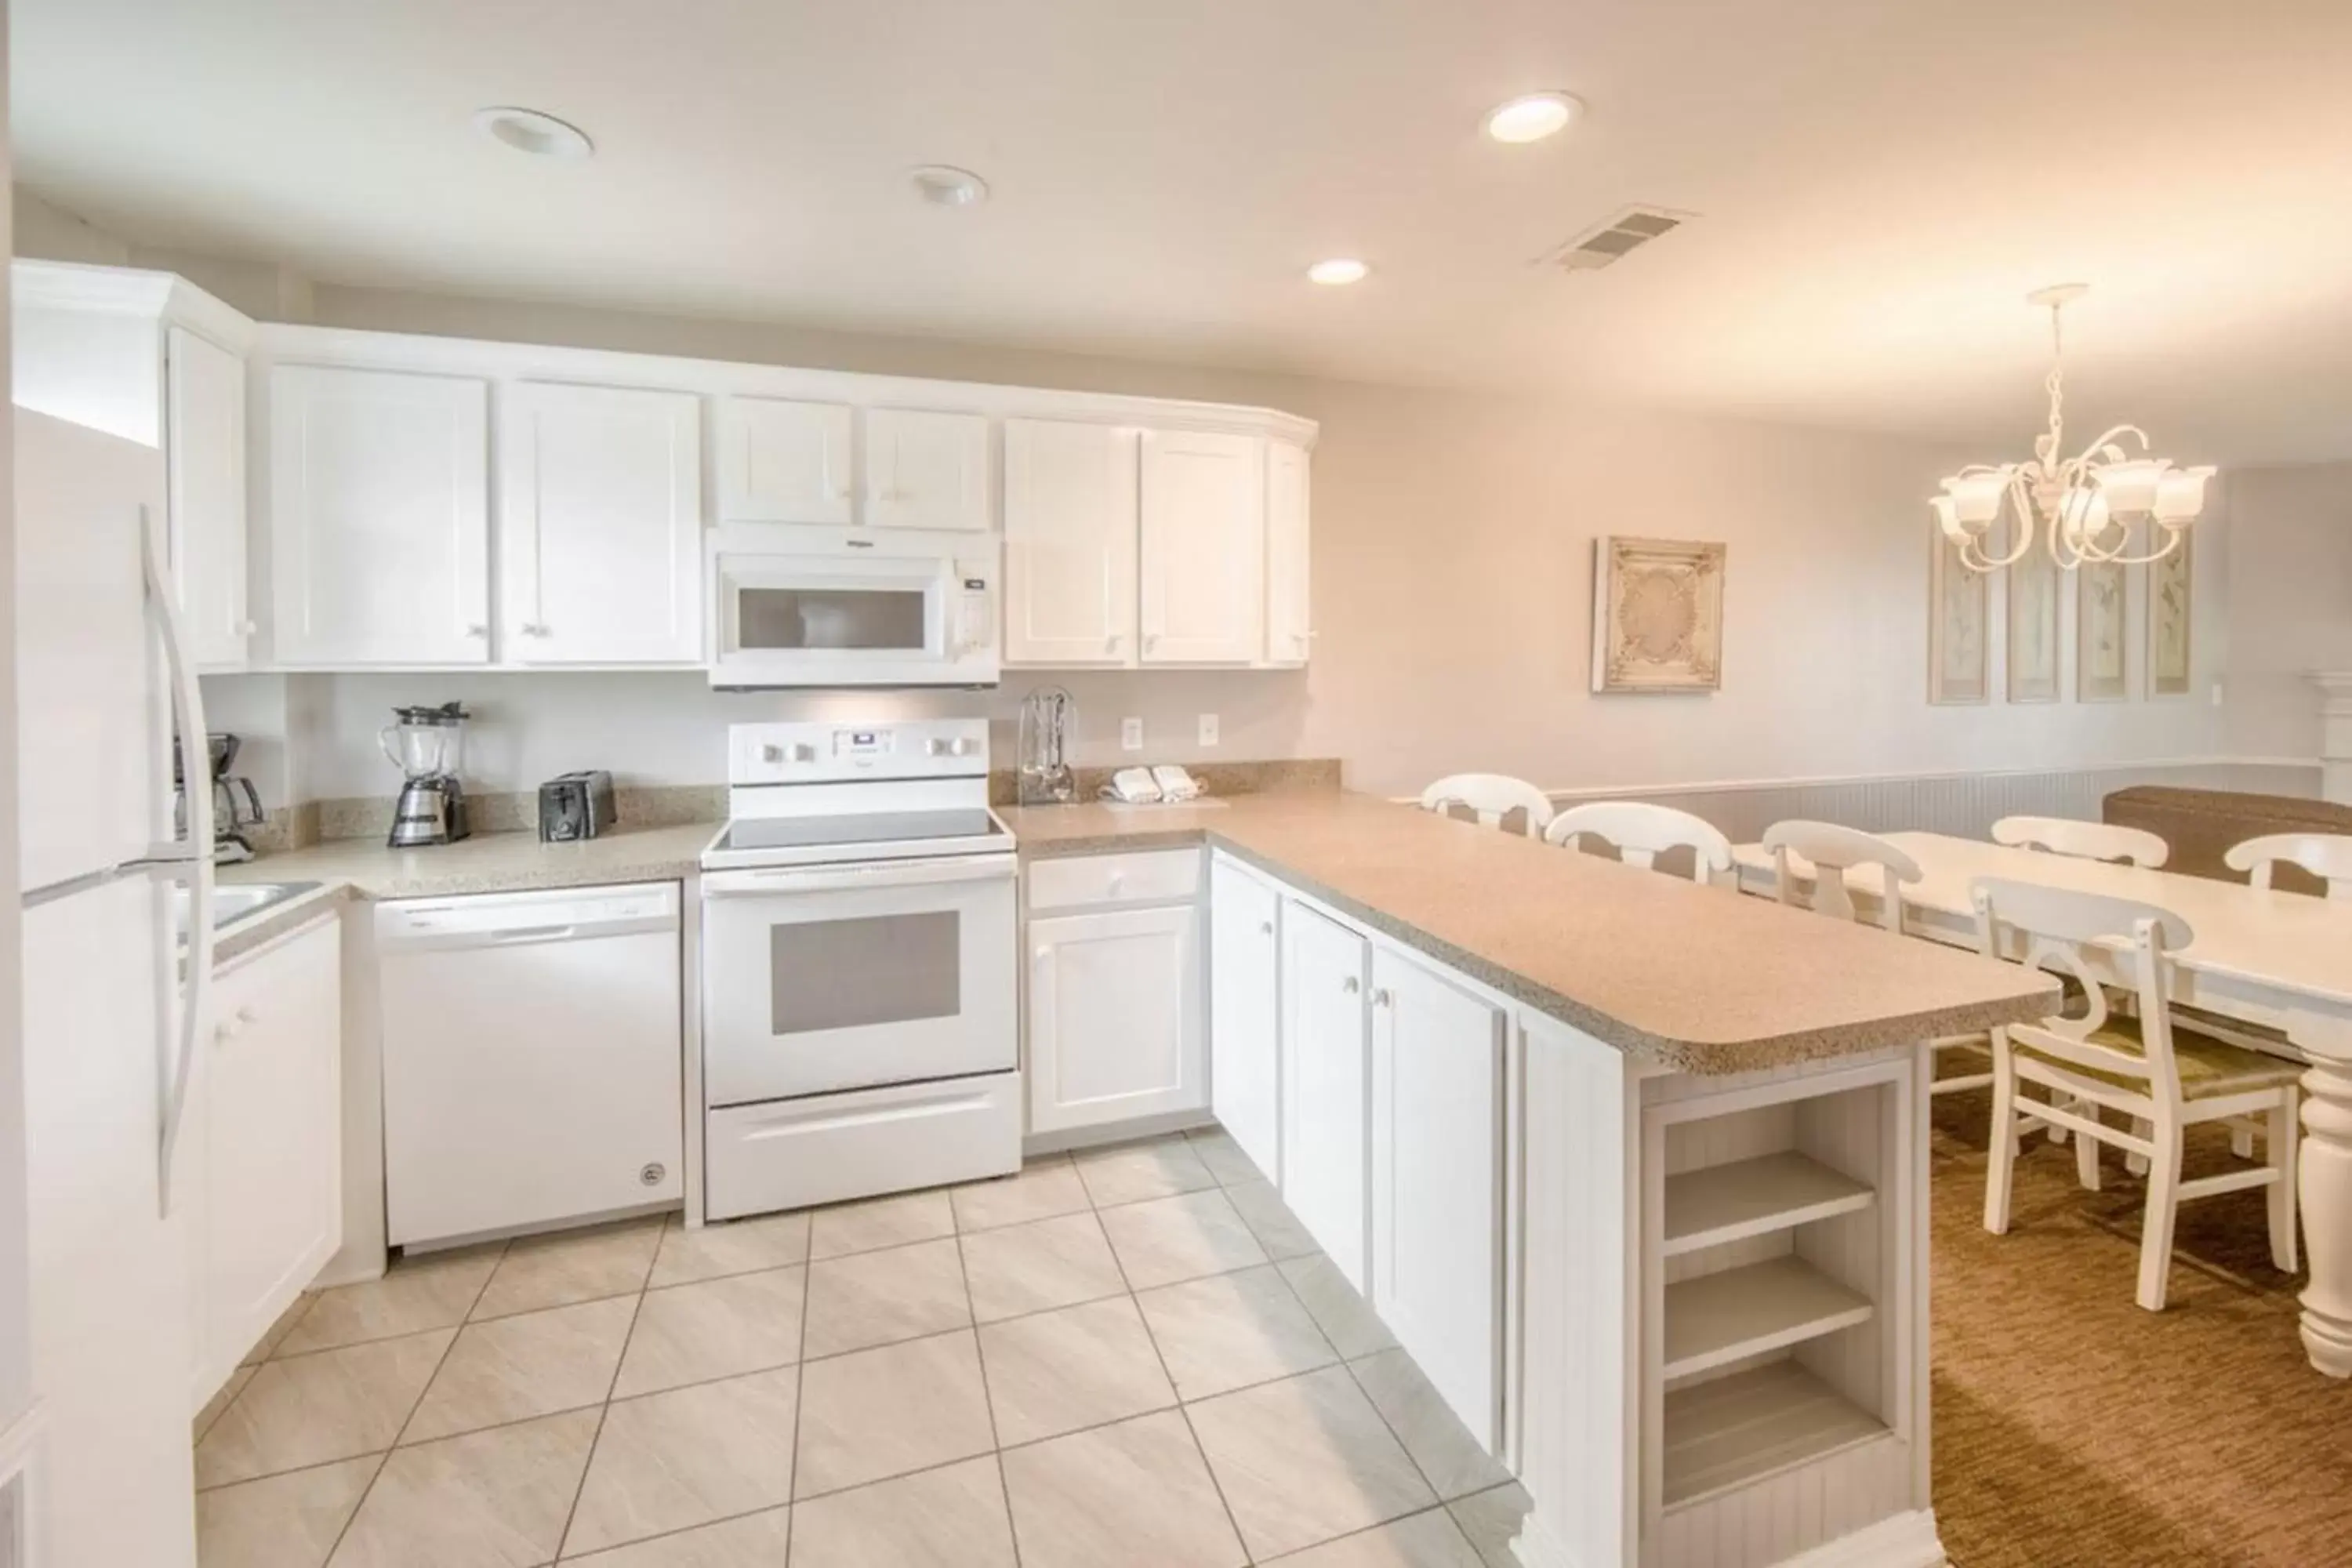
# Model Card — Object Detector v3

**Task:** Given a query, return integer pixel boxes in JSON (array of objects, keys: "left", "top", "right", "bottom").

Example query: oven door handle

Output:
[{"left": 703, "top": 855, "right": 1017, "bottom": 897}]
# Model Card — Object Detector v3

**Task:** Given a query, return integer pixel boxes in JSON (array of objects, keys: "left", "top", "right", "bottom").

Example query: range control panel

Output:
[{"left": 726, "top": 718, "right": 990, "bottom": 786}]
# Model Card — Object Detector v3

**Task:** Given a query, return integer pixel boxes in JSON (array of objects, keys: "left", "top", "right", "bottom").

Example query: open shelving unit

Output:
[{"left": 1639, "top": 1054, "right": 1922, "bottom": 1563}]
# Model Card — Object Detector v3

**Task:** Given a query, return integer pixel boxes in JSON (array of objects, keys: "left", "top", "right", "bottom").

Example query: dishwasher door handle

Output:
[{"left": 488, "top": 924, "right": 579, "bottom": 945}]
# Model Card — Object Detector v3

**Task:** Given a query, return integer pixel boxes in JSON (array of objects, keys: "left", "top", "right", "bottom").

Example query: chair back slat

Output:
[
  {"left": 1418, "top": 773, "right": 1554, "bottom": 837},
  {"left": 1759, "top": 820, "right": 1922, "bottom": 933},
  {"left": 2223, "top": 831, "right": 2352, "bottom": 900},
  {"left": 1544, "top": 801, "right": 1733, "bottom": 883},
  {"left": 1991, "top": 814, "right": 2169, "bottom": 868}
]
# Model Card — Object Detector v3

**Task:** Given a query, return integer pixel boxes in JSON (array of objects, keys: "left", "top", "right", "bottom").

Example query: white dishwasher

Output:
[{"left": 378, "top": 881, "right": 684, "bottom": 1247}]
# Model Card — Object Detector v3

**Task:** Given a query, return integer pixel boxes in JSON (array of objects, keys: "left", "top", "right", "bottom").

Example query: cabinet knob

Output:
[
  {"left": 1145, "top": 634, "right": 1160, "bottom": 651},
  {"left": 1341, "top": 975, "right": 1360, "bottom": 995},
  {"left": 1259, "top": 920, "right": 1273, "bottom": 935},
  {"left": 1105, "top": 634, "right": 1122, "bottom": 652},
  {"left": 523, "top": 622, "right": 550, "bottom": 637},
  {"left": 1033, "top": 948, "right": 1051, "bottom": 964},
  {"left": 1373, "top": 988, "right": 1393, "bottom": 1008},
  {"left": 466, "top": 623, "right": 488, "bottom": 638}
]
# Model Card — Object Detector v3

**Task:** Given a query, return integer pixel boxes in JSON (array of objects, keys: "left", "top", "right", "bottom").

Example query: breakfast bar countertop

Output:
[{"left": 999, "top": 791, "right": 2056, "bottom": 1075}]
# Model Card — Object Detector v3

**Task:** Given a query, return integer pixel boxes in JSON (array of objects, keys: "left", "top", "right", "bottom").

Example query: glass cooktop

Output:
[{"left": 713, "top": 808, "right": 1006, "bottom": 855}]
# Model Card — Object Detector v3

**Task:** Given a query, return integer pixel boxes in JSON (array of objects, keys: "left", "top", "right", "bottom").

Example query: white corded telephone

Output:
[{"left": 1100, "top": 764, "right": 1203, "bottom": 804}]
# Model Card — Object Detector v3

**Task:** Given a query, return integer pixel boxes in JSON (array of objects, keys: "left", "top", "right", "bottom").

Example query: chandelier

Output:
[{"left": 1929, "top": 285, "right": 2212, "bottom": 573}]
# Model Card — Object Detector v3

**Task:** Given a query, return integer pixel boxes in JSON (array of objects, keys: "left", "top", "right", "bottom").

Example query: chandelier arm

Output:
[
  {"left": 2082, "top": 531, "right": 2182, "bottom": 568},
  {"left": 2065, "top": 423, "right": 2153, "bottom": 466}
]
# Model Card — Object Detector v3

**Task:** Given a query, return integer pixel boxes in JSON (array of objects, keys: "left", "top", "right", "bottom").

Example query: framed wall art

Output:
[
  {"left": 1928, "top": 523, "right": 1988, "bottom": 704},
  {"left": 2078, "top": 556, "right": 2129, "bottom": 702},
  {"left": 2148, "top": 532, "right": 2193, "bottom": 697},
  {"left": 1590, "top": 536, "right": 1726, "bottom": 694},
  {"left": 2006, "top": 540, "right": 2062, "bottom": 702}
]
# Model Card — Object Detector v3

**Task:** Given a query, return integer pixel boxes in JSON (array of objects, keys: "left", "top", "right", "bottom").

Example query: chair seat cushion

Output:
[{"left": 2015, "top": 1015, "right": 2303, "bottom": 1100}]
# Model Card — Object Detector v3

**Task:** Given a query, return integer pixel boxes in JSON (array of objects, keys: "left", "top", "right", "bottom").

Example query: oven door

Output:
[{"left": 701, "top": 855, "right": 1017, "bottom": 1105}]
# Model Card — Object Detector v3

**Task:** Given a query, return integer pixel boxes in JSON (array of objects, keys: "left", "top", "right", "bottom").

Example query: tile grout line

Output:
[
  {"left": 315, "top": 1235, "right": 513, "bottom": 1565},
  {"left": 949, "top": 1212, "right": 1024, "bottom": 1567},
  {"left": 782, "top": 1218, "right": 813, "bottom": 1564},
  {"left": 550, "top": 1242, "right": 657, "bottom": 1562},
  {"left": 1086, "top": 1159, "right": 1261, "bottom": 1566}
]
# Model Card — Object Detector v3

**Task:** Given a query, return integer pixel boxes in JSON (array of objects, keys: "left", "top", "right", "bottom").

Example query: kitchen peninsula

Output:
[{"left": 1004, "top": 789, "right": 2056, "bottom": 1568}]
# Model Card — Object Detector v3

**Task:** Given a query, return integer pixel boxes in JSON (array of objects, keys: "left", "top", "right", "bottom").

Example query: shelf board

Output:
[
  {"left": 1662, "top": 1150, "right": 1876, "bottom": 1258},
  {"left": 1661, "top": 1255, "right": 1874, "bottom": 1382},
  {"left": 1662, "top": 1359, "right": 1889, "bottom": 1508}
]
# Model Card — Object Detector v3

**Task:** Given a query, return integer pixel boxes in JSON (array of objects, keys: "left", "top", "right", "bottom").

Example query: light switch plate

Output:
[
  {"left": 1120, "top": 717, "right": 1145, "bottom": 751},
  {"left": 1198, "top": 713, "right": 1220, "bottom": 747}
]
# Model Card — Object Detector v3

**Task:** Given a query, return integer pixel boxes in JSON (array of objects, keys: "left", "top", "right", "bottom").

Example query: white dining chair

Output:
[
  {"left": 1417, "top": 773, "right": 1554, "bottom": 837},
  {"left": 1544, "top": 801, "right": 1733, "bottom": 884},
  {"left": 2224, "top": 832, "right": 2352, "bottom": 900},
  {"left": 1759, "top": 820, "right": 1994, "bottom": 1097},
  {"left": 1991, "top": 815, "right": 2170, "bottom": 869},
  {"left": 1972, "top": 876, "right": 2301, "bottom": 1312}
]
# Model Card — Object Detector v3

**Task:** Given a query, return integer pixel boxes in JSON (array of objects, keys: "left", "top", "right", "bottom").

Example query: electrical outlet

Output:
[
  {"left": 1198, "top": 713, "right": 1220, "bottom": 747},
  {"left": 2210, "top": 681, "right": 2225, "bottom": 707},
  {"left": 1120, "top": 717, "right": 1144, "bottom": 751}
]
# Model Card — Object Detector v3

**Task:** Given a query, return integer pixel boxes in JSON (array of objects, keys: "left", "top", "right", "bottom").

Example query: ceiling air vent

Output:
[{"left": 1547, "top": 206, "right": 1692, "bottom": 272}]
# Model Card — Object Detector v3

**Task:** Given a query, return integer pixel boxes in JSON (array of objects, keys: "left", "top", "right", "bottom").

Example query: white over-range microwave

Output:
[{"left": 710, "top": 527, "right": 1000, "bottom": 688}]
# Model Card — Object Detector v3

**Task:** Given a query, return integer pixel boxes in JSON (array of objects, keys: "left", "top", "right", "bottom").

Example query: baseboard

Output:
[
  {"left": 1508, "top": 1510, "right": 1582, "bottom": 1568},
  {"left": 1022, "top": 1109, "right": 1216, "bottom": 1157},
  {"left": 1771, "top": 1509, "right": 1947, "bottom": 1568}
]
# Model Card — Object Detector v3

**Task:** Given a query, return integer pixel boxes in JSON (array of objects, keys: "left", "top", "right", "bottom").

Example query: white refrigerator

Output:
[{"left": 9, "top": 408, "right": 214, "bottom": 1567}]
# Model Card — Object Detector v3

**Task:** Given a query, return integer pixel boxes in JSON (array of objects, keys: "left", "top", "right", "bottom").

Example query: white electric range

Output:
[{"left": 699, "top": 717, "right": 1021, "bottom": 1219}]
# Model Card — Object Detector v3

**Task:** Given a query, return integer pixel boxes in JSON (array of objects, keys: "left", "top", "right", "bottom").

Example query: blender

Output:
[{"left": 381, "top": 702, "right": 472, "bottom": 847}]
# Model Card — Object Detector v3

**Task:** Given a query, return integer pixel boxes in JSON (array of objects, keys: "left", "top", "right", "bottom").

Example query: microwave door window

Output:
[
  {"left": 738, "top": 587, "right": 930, "bottom": 653},
  {"left": 769, "top": 911, "right": 962, "bottom": 1035}
]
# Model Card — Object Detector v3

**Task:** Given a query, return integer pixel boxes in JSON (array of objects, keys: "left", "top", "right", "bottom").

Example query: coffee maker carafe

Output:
[{"left": 381, "top": 702, "right": 471, "bottom": 848}]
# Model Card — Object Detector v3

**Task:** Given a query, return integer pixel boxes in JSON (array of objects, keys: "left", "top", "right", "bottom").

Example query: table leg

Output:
[{"left": 2292, "top": 1014, "right": 2352, "bottom": 1377}]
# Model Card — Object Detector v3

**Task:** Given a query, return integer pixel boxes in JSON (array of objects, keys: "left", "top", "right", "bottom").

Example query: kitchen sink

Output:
[{"left": 172, "top": 880, "right": 321, "bottom": 942}]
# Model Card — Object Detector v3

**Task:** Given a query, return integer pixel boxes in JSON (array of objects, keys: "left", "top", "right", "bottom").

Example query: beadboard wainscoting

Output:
[{"left": 1534, "top": 760, "right": 2322, "bottom": 845}]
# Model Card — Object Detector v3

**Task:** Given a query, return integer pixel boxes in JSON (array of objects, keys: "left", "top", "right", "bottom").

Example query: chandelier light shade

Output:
[{"left": 1930, "top": 285, "right": 2214, "bottom": 573}]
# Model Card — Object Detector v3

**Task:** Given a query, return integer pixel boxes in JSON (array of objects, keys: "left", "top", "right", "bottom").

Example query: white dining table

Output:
[{"left": 1730, "top": 829, "right": 2352, "bottom": 1379}]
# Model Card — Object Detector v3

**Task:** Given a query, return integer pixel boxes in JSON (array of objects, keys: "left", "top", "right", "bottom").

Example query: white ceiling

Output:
[{"left": 16, "top": 0, "right": 2352, "bottom": 461}]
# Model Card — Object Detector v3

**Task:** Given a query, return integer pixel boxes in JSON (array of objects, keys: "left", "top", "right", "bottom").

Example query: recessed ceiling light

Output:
[
  {"left": 1307, "top": 258, "right": 1370, "bottom": 286},
  {"left": 909, "top": 165, "right": 989, "bottom": 208},
  {"left": 1483, "top": 91, "right": 1582, "bottom": 143},
  {"left": 472, "top": 106, "right": 594, "bottom": 160}
]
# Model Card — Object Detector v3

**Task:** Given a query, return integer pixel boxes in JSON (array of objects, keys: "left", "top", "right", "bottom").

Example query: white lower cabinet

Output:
[
  {"left": 1370, "top": 944, "right": 1506, "bottom": 1449},
  {"left": 1026, "top": 904, "right": 1204, "bottom": 1133},
  {"left": 1279, "top": 898, "right": 1371, "bottom": 1288},
  {"left": 1207, "top": 855, "right": 1281, "bottom": 1182},
  {"left": 186, "top": 916, "right": 343, "bottom": 1410}
]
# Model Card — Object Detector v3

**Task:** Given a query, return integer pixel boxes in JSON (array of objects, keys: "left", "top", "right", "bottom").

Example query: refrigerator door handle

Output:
[{"left": 142, "top": 500, "right": 212, "bottom": 1217}]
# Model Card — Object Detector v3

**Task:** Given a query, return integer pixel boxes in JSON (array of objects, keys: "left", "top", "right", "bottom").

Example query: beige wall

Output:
[{"left": 2223, "top": 462, "right": 2352, "bottom": 761}]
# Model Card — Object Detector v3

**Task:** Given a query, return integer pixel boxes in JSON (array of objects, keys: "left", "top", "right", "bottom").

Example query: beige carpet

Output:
[{"left": 1929, "top": 1091, "right": 2352, "bottom": 1567}]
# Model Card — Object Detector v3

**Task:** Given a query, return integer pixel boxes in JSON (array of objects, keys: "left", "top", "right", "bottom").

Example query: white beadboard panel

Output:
[
  {"left": 1792, "top": 1087, "right": 1893, "bottom": 1423},
  {"left": 1517, "top": 1009, "right": 1639, "bottom": 1568},
  {"left": 1663, "top": 1102, "right": 1794, "bottom": 1177},
  {"left": 1655, "top": 1432, "right": 1915, "bottom": 1568},
  {"left": 1546, "top": 760, "right": 2324, "bottom": 845}
]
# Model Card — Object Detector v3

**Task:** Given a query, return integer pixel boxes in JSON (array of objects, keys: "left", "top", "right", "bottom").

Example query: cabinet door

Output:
[
  {"left": 1003, "top": 418, "right": 1139, "bottom": 666},
  {"left": 1140, "top": 429, "right": 1265, "bottom": 664},
  {"left": 1209, "top": 857, "right": 1280, "bottom": 1183},
  {"left": 501, "top": 382, "right": 703, "bottom": 665},
  {"left": 866, "top": 408, "right": 989, "bottom": 531},
  {"left": 1281, "top": 899, "right": 1370, "bottom": 1287},
  {"left": 201, "top": 920, "right": 342, "bottom": 1396},
  {"left": 269, "top": 365, "right": 491, "bottom": 665},
  {"left": 1370, "top": 945, "right": 1504, "bottom": 1449},
  {"left": 167, "top": 328, "right": 251, "bottom": 670},
  {"left": 719, "top": 395, "right": 853, "bottom": 524},
  {"left": 1027, "top": 906, "right": 1203, "bottom": 1133},
  {"left": 1262, "top": 438, "right": 1312, "bottom": 668}
]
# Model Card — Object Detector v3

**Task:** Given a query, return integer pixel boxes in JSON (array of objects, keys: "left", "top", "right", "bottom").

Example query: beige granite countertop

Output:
[
  {"left": 999, "top": 793, "right": 2057, "bottom": 1074},
  {"left": 222, "top": 820, "right": 719, "bottom": 903}
]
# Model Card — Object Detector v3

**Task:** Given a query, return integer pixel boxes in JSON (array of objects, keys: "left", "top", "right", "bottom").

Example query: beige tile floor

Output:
[{"left": 191, "top": 1127, "right": 1534, "bottom": 1567}]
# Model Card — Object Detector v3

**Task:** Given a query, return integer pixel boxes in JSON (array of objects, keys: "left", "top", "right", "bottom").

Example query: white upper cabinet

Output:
[
  {"left": 167, "top": 328, "right": 251, "bottom": 670},
  {"left": 1262, "top": 437, "right": 1312, "bottom": 669},
  {"left": 865, "top": 408, "right": 989, "bottom": 531},
  {"left": 1140, "top": 429, "right": 1265, "bottom": 664},
  {"left": 1370, "top": 944, "right": 1506, "bottom": 1450},
  {"left": 269, "top": 365, "right": 491, "bottom": 666},
  {"left": 1003, "top": 419, "right": 1140, "bottom": 666},
  {"left": 500, "top": 382, "right": 703, "bottom": 666},
  {"left": 718, "top": 395, "right": 853, "bottom": 525}
]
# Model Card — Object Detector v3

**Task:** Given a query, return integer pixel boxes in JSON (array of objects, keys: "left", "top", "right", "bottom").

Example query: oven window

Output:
[
  {"left": 769, "top": 912, "right": 960, "bottom": 1034},
  {"left": 737, "top": 587, "right": 929, "bottom": 652}
]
